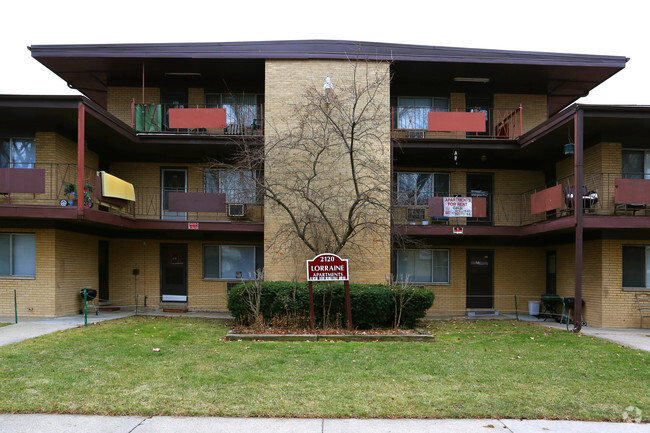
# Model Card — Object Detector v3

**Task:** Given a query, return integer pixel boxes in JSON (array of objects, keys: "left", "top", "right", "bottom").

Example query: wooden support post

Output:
[
  {"left": 345, "top": 280, "right": 352, "bottom": 331},
  {"left": 573, "top": 109, "right": 584, "bottom": 333},
  {"left": 308, "top": 281, "right": 315, "bottom": 330},
  {"left": 77, "top": 102, "right": 85, "bottom": 218}
]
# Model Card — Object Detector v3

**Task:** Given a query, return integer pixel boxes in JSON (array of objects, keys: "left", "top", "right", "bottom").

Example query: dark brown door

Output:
[
  {"left": 98, "top": 240, "right": 109, "bottom": 301},
  {"left": 160, "top": 243, "right": 188, "bottom": 302},
  {"left": 467, "top": 173, "right": 493, "bottom": 225},
  {"left": 546, "top": 251, "right": 557, "bottom": 294},
  {"left": 466, "top": 250, "right": 493, "bottom": 309}
]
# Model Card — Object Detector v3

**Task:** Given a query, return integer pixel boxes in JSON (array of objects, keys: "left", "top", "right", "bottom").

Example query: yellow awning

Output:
[{"left": 99, "top": 171, "right": 135, "bottom": 202}]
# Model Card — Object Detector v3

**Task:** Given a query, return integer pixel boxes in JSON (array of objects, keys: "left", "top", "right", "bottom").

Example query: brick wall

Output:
[
  {"left": 264, "top": 59, "right": 391, "bottom": 284},
  {"left": 107, "top": 239, "right": 259, "bottom": 312},
  {"left": 54, "top": 231, "right": 99, "bottom": 316},
  {"left": 419, "top": 245, "right": 545, "bottom": 317},
  {"left": 107, "top": 86, "right": 161, "bottom": 126}
]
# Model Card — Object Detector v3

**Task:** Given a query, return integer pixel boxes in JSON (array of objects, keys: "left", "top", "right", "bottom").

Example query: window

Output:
[
  {"left": 203, "top": 245, "right": 264, "bottom": 279},
  {"left": 395, "top": 249, "right": 449, "bottom": 284},
  {"left": 396, "top": 172, "right": 450, "bottom": 206},
  {"left": 396, "top": 97, "right": 449, "bottom": 129},
  {"left": 0, "top": 234, "right": 36, "bottom": 277},
  {"left": 622, "top": 245, "right": 650, "bottom": 288},
  {"left": 205, "top": 94, "right": 259, "bottom": 128},
  {"left": 204, "top": 169, "right": 259, "bottom": 203},
  {"left": 1, "top": 138, "right": 35, "bottom": 168},
  {"left": 622, "top": 150, "right": 650, "bottom": 179}
]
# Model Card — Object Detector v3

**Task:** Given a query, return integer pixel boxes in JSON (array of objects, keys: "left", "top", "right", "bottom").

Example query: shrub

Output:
[{"left": 227, "top": 281, "right": 434, "bottom": 329}]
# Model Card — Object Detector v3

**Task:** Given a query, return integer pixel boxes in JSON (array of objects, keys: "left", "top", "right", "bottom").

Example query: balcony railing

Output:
[
  {"left": 391, "top": 106, "right": 522, "bottom": 139},
  {"left": 132, "top": 186, "right": 263, "bottom": 223},
  {"left": 131, "top": 102, "right": 264, "bottom": 136},
  {"left": 393, "top": 172, "right": 650, "bottom": 229},
  {"left": 0, "top": 164, "right": 264, "bottom": 224}
]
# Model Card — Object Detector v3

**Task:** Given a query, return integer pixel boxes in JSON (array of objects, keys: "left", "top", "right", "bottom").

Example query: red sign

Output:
[
  {"left": 188, "top": 222, "right": 199, "bottom": 230},
  {"left": 307, "top": 253, "right": 349, "bottom": 281}
]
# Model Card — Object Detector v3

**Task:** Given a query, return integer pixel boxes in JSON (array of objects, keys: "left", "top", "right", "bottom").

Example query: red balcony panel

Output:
[
  {"left": 427, "top": 112, "right": 486, "bottom": 132},
  {"left": 615, "top": 178, "right": 650, "bottom": 204},
  {"left": 472, "top": 197, "right": 487, "bottom": 217},
  {"left": 428, "top": 196, "right": 444, "bottom": 216},
  {"left": 168, "top": 108, "right": 227, "bottom": 129},
  {"left": 530, "top": 184, "right": 563, "bottom": 214},
  {"left": 0, "top": 168, "right": 45, "bottom": 193},
  {"left": 168, "top": 192, "right": 226, "bottom": 213}
]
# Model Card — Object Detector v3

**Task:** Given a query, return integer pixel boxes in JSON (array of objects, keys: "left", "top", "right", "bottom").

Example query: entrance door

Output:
[
  {"left": 98, "top": 240, "right": 109, "bottom": 302},
  {"left": 466, "top": 250, "right": 494, "bottom": 309},
  {"left": 161, "top": 89, "right": 188, "bottom": 132},
  {"left": 160, "top": 243, "right": 188, "bottom": 302},
  {"left": 546, "top": 251, "right": 557, "bottom": 294},
  {"left": 161, "top": 168, "right": 187, "bottom": 220},
  {"left": 467, "top": 173, "right": 493, "bottom": 225}
]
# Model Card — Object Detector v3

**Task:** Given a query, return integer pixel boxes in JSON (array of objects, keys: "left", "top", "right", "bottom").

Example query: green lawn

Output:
[{"left": 0, "top": 316, "right": 647, "bottom": 420}]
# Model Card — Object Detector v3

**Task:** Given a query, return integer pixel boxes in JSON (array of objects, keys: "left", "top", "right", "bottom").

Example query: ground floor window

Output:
[
  {"left": 622, "top": 245, "right": 650, "bottom": 288},
  {"left": 203, "top": 245, "right": 263, "bottom": 279},
  {"left": 0, "top": 233, "right": 36, "bottom": 277},
  {"left": 395, "top": 249, "right": 449, "bottom": 283}
]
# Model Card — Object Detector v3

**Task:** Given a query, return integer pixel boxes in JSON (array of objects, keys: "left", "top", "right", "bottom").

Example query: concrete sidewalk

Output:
[
  {"left": 0, "top": 415, "right": 647, "bottom": 433},
  {"left": 0, "top": 310, "right": 134, "bottom": 347}
]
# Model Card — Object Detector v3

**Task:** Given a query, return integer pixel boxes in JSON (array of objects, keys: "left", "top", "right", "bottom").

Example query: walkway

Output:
[{"left": 0, "top": 415, "right": 647, "bottom": 433}]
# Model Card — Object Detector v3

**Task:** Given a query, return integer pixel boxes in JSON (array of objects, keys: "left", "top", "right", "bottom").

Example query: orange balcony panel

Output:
[
  {"left": 428, "top": 111, "right": 486, "bottom": 132},
  {"left": 530, "top": 184, "right": 563, "bottom": 214},
  {"left": 168, "top": 108, "right": 227, "bottom": 129}
]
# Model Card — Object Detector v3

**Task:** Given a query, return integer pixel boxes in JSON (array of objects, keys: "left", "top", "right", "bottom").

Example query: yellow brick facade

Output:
[
  {"left": 263, "top": 59, "right": 391, "bottom": 284},
  {"left": 107, "top": 86, "right": 161, "bottom": 126}
]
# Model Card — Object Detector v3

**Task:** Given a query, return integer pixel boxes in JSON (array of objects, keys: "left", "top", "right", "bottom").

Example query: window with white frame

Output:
[
  {"left": 0, "top": 233, "right": 36, "bottom": 277},
  {"left": 1, "top": 138, "right": 35, "bottom": 168},
  {"left": 622, "top": 150, "right": 650, "bottom": 179},
  {"left": 203, "top": 245, "right": 263, "bottom": 279},
  {"left": 396, "top": 97, "right": 449, "bottom": 130},
  {"left": 622, "top": 245, "right": 650, "bottom": 288},
  {"left": 395, "top": 249, "right": 449, "bottom": 284},
  {"left": 396, "top": 172, "right": 450, "bottom": 206},
  {"left": 204, "top": 169, "right": 258, "bottom": 203}
]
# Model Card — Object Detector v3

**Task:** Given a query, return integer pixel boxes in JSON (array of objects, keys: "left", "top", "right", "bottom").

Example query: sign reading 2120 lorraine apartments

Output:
[
  {"left": 443, "top": 197, "right": 473, "bottom": 217},
  {"left": 306, "top": 253, "right": 349, "bottom": 281}
]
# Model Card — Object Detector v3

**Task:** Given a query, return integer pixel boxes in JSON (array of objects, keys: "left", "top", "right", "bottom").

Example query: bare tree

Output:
[
  {"left": 223, "top": 58, "right": 392, "bottom": 258},
  {"left": 240, "top": 268, "right": 264, "bottom": 328},
  {"left": 388, "top": 274, "right": 417, "bottom": 329}
]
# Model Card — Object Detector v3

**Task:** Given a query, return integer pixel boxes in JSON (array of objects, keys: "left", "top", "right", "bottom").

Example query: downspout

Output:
[
  {"left": 77, "top": 102, "right": 85, "bottom": 219},
  {"left": 573, "top": 109, "right": 584, "bottom": 332}
]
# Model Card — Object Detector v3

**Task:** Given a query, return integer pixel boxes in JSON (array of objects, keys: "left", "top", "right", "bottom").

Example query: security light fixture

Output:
[
  {"left": 453, "top": 77, "right": 490, "bottom": 83},
  {"left": 163, "top": 72, "right": 202, "bottom": 77}
]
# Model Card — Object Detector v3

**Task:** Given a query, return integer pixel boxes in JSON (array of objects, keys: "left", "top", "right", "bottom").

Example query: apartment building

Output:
[{"left": 1, "top": 40, "right": 647, "bottom": 328}]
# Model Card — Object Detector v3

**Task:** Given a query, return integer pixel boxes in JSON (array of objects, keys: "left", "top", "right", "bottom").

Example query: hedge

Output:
[{"left": 227, "top": 281, "right": 434, "bottom": 329}]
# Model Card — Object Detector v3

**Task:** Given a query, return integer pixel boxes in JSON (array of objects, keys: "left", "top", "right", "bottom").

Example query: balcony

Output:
[
  {"left": 391, "top": 106, "right": 522, "bottom": 140},
  {"left": 131, "top": 102, "right": 264, "bottom": 137},
  {"left": 0, "top": 164, "right": 263, "bottom": 226},
  {"left": 393, "top": 172, "right": 650, "bottom": 233}
]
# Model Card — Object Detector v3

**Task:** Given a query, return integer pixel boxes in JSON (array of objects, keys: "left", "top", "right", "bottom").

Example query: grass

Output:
[{"left": 0, "top": 316, "right": 647, "bottom": 420}]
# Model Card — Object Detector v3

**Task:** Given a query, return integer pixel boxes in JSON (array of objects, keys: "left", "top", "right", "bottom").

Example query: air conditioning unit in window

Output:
[
  {"left": 407, "top": 207, "right": 426, "bottom": 221},
  {"left": 407, "top": 130, "right": 425, "bottom": 139},
  {"left": 227, "top": 203, "right": 245, "bottom": 217}
]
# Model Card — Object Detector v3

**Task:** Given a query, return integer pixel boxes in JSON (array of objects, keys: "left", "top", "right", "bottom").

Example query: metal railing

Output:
[
  {"left": 390, "top": 106, "right": 523, "bottom": 139},
  {"left": 394, "top": 171, "right": 643, "bottom": 228},
  {"left": 131, "top": 102, "right": 264, "bottom": 136},
  {"left": 131, "top": 186, "right": 264, "bottom": 222}
]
